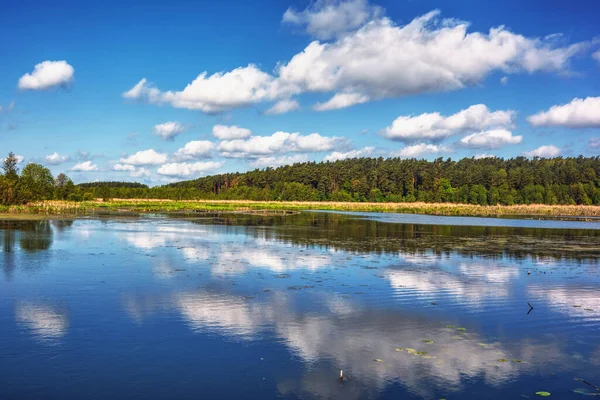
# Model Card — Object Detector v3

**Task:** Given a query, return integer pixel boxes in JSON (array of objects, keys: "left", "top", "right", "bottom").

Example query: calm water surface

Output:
[{"left": 1, "top": 212, "right": 599, "bottom": 399}]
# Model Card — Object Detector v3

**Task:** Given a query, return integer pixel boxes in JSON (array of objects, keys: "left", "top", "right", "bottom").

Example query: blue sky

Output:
[{"left": 1, "top": 0, "right": 599, "bottom": 185}]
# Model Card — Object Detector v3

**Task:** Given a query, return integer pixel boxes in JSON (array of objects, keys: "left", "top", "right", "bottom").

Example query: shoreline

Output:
[{"left": 1, "top": 199, "right": 600, "bottom": 220}]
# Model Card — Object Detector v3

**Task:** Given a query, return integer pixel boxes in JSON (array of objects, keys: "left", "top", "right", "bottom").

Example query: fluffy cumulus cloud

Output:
[
  {"left": 123, "top": 65, "right": 282, "bottom": 113},
  {"left": 459, "top": 129, "right": 522, "bottom": 149},
  {"left": 157, "top": 161, "right": 224, "bottom": 177},
  {"left": 474, "top": 153, "right": 496, "bottom": 159},
  {"left": 282, "top": 0, "right": 382, "bottom": 40},
  {"left": 500, "top": 76, "right": 509, "bottom": 85},
  {"left": 523, "top": 145, "right": 561, "bottom": 158},
  {"left": 120, "top": 149, "right": 167, "bottom": 166},
  {"left": 589, "top": 138, "right": 600, "bottom": 149},
  {"left": 18, "top": 61, "right": 74, "bottom": 90},
  {"left": 218, "top": 131, "right": 345, "bottom": 158},
  {"left": 113, "top": 163, "right": 136, "bottom": 172},
  {"left": 527, "top": 97, "right": 600, "bottom": 128},
  {"left": 131, "top": 167, "right": 151, "bottom": 178},
  {"left": 44, "top": 152, "right": 70, "bottom": 165},
  {"left": 71, "top": 161, "right": 98, "bottom": 171},
  {"left": 153, "top": 121, "right": 187, "bottom": 140},
  {"left": 384, "top": 104, "right": 515, "bottom": 142},
  {"left": 173, "top": 140, "right": 215, "bottom": 160},
  {"left": 265, "top": 99, "right": 300, "bottom": 115},
  {"left": 212, "top": 124, "right": 252, "bottom": 140},
  {"left": 250, "top": 154, "right": 309, "bottom": 168},
  {"left": 124, "top": 8, "right": 588, "bottom": 113},
  {"left": 324, "top": 146, "right": 374, "bottom": 161},
  {"left": 313, "top": 92, "right": 369, "bottom": 111},
  {"left": 113, "top": 163, "right": 150, "bottom": 178},
  {"left": 395, "top": 143, "right": 452, "bottom": 158},
  {"left": 593, "top": 50, "right": 600, "bottom": 63}
]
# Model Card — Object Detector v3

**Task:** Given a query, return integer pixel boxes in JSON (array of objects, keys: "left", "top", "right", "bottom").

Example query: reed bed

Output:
[{"left": 1, "top": 199, "right": 599, "bottom": 218}]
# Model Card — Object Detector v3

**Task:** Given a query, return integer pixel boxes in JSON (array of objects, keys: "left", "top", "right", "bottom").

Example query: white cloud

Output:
[
  {"left": 18, "top": 61, "right": 74, "bottom": 90},
  {"left": 112, "top": 163, "right": 136, "bottom": 172},
  {"left": 71, "top": 161, "right": 99, "bottom": 171},
  {"left": 459, "top": 129, "right": 522, "bottom": 149},
  {"left": 120, "top": 149, "right": 167, "bottom": 166},
  {"left": 324, "top": 146, "right": 374, "bottom": 161},
  {"left": 593, "top": 50, "right": 600, "bottom": 63},
  {"left": 265, "top": 99, "right": 300, "bottom": 115},
  {"left": 277, "top": 11, "right": 587, "bottom": 110},
  {"left": 589, "top": 138, "right": 600, "bottom": 149},
  {"left": 124, "top": 10, "right": 588, "bottom": 113},
  {"left": 218, "top": 131, "right": 345, "bottom": 158},
  {"left": 173, "top": 140, "right": 215, "bottom": 160},
  {"left": 313, "top": 92, "right": 369, "bottom": 111},
  {"left": 474, "top": 153, "right": 496, "bottom": 159},
  {"left": 395, "top": 143, "right": 452, "bottom": 158},
  {"left": 113, "top": 163, "right": 150, "bottom": 178},
  {"left": 212, "top": 124, "right": 252, "bottom": 140},
  {"left": 44, "top": 152, "right": 70, "bottom": 165},
  {"left": 527, "top": 97, "right": 600, "bottom": 128},
  {"left": 282, "top": 0, "right": 382, "bottom": 40},
  {"left": 157, "top": 161, "right": 224, "bottom": 177},
  {"left": 500, "top": 76, "right": 508, "bottom": 85},
  {"left": 523, "top": 145, "right": 561, "bottom": 158},
  {"left": 131, "top": 167, "right": 151, "bottom": 178},
  {"left": 250, "top": 154, "right": 309, "bottom": 168},
  {"left": 384, "top": 104, "right": 515, "bottom": 141},
  {"left": 123, "top": 65, "right": 281, "bottom": 113},
  {"left": 154, "top": 121, "right": 186, "bottom": 140}
]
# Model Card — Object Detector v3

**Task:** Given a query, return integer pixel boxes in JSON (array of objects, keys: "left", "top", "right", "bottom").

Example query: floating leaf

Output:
[
  {"left": 535, "top": 392, "right": 551, "bottom": 397},
  {"left": 456, "top": 327, "right": 466, "bottom": 331},
  {"left": 422, "top": 339, "right": 434, "bottom": 344},
  {"left": 373, "top": 358, "right": 383, "bottom": 362},
  {"left": 512, "top": 359, "right": 522, "bottom": 363},
  {"left": 497, "top": 358, "right": 509, "bottom": 363},
  {"left": 416, "top": 351, "right": 428, "bottom": 355}
]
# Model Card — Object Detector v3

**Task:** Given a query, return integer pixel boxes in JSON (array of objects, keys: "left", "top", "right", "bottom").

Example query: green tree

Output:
[{"left": 20, "top": 163, "right": 55, "bottom": 201}]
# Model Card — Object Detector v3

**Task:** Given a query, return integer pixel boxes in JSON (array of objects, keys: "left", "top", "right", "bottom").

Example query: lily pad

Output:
[
  {"left": 422, "top": 339, "right": 435, "bottom": 344},
  {"left": 535, "top": 392, "right": 551, "bottom": 397}
]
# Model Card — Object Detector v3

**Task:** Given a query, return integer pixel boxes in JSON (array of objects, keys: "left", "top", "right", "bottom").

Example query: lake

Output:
[{"left": 1, "top": 212, "right": 599, "bottom": 399}]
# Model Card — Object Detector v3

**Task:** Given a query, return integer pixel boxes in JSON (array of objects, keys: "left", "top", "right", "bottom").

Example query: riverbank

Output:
[{"left": 1, "top": 199, "right": 600, "bottom": 219}]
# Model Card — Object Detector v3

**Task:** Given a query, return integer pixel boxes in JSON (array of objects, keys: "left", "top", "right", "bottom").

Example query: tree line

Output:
[{"left": 2, "top": 151, "right": 600, "bottom": 206}]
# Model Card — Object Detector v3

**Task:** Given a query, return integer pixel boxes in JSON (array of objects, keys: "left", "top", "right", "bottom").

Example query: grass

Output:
[{"left": 1, "top": 199, "right": 599, "bottom": 219}]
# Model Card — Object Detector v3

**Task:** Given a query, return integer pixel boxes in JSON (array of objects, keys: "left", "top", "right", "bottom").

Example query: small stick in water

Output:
[
  {"left": 527, "top": 302, "right": 534, "bottom": 315},
  {"left": 340, "top": 370, "right": 343, "bottom": 382}
]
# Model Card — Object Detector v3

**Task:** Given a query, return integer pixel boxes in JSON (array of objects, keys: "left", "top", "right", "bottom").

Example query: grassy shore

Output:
[{"left": 1, "top": 199, "right": 600, "bottom": 219}]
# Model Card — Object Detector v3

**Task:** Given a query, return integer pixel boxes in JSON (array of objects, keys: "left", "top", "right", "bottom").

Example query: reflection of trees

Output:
[
  {"left": 50, "top": 219, "right": 74, "bottom": 232},
  {"left": 181, "top": 212, "right": 600, "bottom": 261},
  {"left": 19, "top": 221, "right": 53, "bottom": 253},
  {"left": 1, "top": 225, "right": 16, "bottom": 280},
  {"left": 0, "top": 220, "right": 73, "bottom": 279}
]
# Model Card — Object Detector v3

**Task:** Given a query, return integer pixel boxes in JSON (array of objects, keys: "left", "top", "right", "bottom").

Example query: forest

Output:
[{"left": 1, "top": 151, "right": 600, "bottom": 206}]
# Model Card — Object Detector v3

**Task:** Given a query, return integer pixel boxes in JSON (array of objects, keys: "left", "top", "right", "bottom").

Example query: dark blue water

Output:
[{"left": 1, "top": 213, "right": 599, "bottom": 399}]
